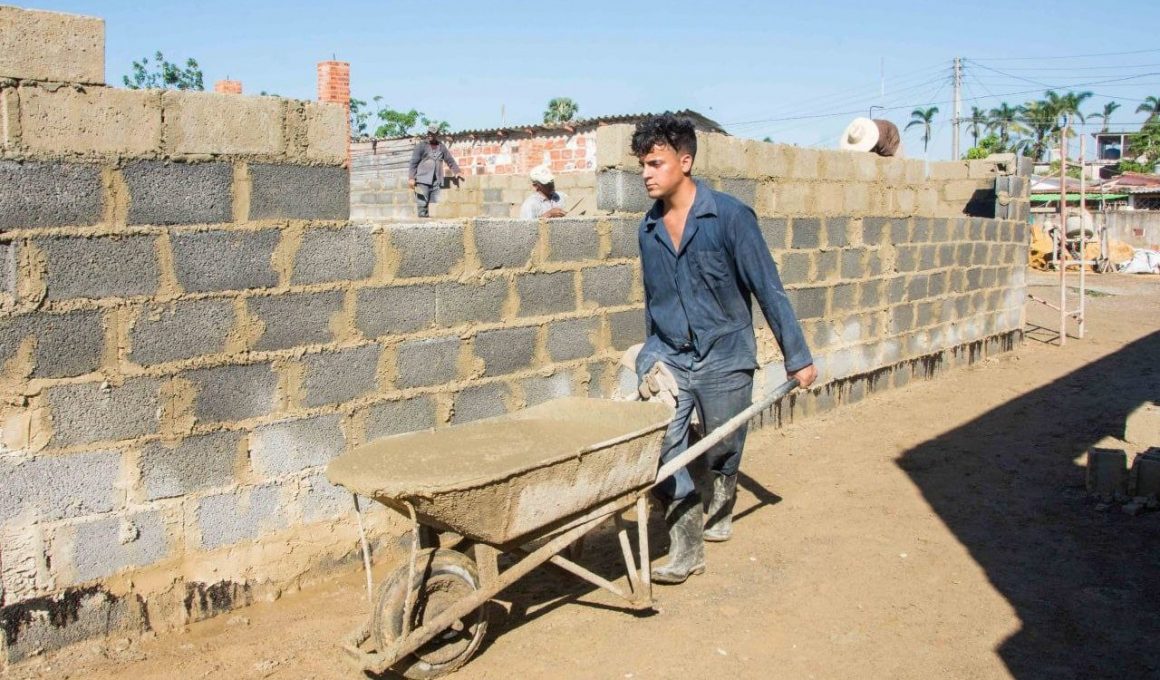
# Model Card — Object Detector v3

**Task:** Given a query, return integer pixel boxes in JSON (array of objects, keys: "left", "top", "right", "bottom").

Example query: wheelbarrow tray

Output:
[{"left": 327, "top": 397, "right": 672, "bottom": 545}]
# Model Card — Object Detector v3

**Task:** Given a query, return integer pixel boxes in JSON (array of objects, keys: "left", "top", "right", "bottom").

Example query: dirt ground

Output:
[{"left": 5, "top": 271, "right": 1159, "bottom": 680}]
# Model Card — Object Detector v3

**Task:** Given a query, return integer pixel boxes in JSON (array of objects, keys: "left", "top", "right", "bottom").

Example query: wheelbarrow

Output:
[{"left": 326, "top": 380, "right": 799, "bottom": 678}]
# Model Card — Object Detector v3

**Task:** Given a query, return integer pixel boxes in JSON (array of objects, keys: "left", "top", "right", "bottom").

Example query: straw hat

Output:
[
  {"left": 530, "top": 165, "right": 555, "bottom": 185},
  {"left": 840, "top": 117, "right": 880, "bottom": 152}
]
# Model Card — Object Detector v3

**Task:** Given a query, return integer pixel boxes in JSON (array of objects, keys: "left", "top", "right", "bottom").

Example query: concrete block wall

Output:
[
  {"left": 0, "top": 6, "right": 353, "bottom": 663},
  {"left": 350, "top": 170, "right": 598, "bottom": 220}
]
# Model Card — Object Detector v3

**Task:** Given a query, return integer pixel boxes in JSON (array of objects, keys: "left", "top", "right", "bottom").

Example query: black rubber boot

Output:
[
  {"left": 651, "top": 496, "right": 706, "bottom": 585},
  {"left": 703, "top": 472, "right": 739, "bottom": 542}
]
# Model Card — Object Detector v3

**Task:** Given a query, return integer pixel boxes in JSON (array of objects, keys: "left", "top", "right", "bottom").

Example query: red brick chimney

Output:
[
  {"left": 317, "top": 60, "right": 351, "bottom": 167},
  {"left": 214, "top": 79, "right": 243, "bottom": 94}
]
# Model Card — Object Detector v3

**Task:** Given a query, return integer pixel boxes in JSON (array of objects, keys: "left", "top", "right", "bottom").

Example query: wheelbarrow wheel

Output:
[{"left": 372, "top": 548, "right": 489, "bottom": 679}]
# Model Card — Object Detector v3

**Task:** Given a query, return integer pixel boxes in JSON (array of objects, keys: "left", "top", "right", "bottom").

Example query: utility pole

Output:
[{"left": 952, "top": 57, "right": 962, "bottom": 160}]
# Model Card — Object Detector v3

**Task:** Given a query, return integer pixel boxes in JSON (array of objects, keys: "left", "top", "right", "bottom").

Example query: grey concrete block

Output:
[
  {"left": 46, "top": 378, "right": 161, "bottom": 446},
  {"left": 196, "top": 483, "right": 286, "bottom": 549},
  {"left": 965, "top": 268, "right": 982, "bottom": 291},
  {"left": 436, "top": 278, "right": 507, "bottom": 326},
  {"left": 912, "top": 217, "right": 932, "bottom": 242},
  {"left": 250, "top": 414, "right": 345, "bottom": 478},
  {"left": 0, "top": 160, "right": 103, "bottom": 228},
  {"left": 171, "top": 228, "right": 281, "bottom": 293},
  {"left": 816, "top": 250, "right": 839, "bottom": 281},
  {"left": 759, "top": 218, "right": 788, "bottom": 250},
  {"left": 971, "top": 243, "right": 989, "bottom": 266},
  {"left": 69, "top": 510, "right": 169, "bottom": 583},
  {"left": 720, "top": 178, "right": 757, "bottom": 208},
  {"left": 890, "top": 219, "right": 909, "bottom": 244},
  {"left": 0, "top": 241, "right": 15, "bottom": 297},
  {"left": 364, "top": 395, "right": 437, "bottom": 440},
  {"left": 778, "top": 252, "right": 810, "bottom": 286},
  {"left": 481, "top": 203, "right": 511, "bottom": 217},
  {"left": 140, "top": 431, "right": 241, "bottom": 500},
  {"left": 248, "top": 164, "right": 349, "bottom": 220},
  {"left": 791, "top": 218, "right": 820, "bottom": 249},
  {"left": 0, "top": 450, "right": 120, "bottom": 524},
  {"left": 474, "top": 219, "right": 539, "bottom": 270},
  {"left": 825, "top": 217, "right": 850, "bottom": 248},
  {"left": 357, "top": 284, "right": 435, "bottom": 337},
  {"left": 597, "top": 169, "right": 652, "bottom": 213},
  {"left": 129, "top": 299, "right": 235, "bottom": 366},
  {"left": 887, "top": 277, "right": 906, "bottom": 304},
  {"left": 548, "top": 219, "right": 600, "bottom": 261},
  {"left": 0, "top": 587, "right": 147, "bottom": 663},
  {"left": 0, "top": 310, "right": 105, "bottom": 379},
  {"left": 896, "top": 245, "right": 919, "bottom": 272},
  {"left": 301, "top": 344, "right": 381, "bottom": 407},
  {"left": 938, "top": 243, "right": 956, "bottom": 268},
  {"left": 388, "top": 222, "right": 464, "bottom": 278},
  {"left": 931, "top": 218, "right": 950, "bottom": 242},
  {"left": 1086, "top": 448, "right": 1127, "bottom": 499},
  {"left": 185, "top": 362, "right": 279, "bottom": 424},
  {"left": 451, "top": 383, "right": 509, "bottom": 424},
  {"left": 862, "top": 217, "right": 890, "bottom": 246},
  {"left": 299, "top": 474, "right": 348, "bottom": 523},
  {"left": 831, "top": 283, "right": 858, "bottom": 313},
  {"left": 40, "top": 235, "right": 160, "bottom": 300},
  {"left": 919, "top": 245, "right": 938, "bottom": 271},
  {"left": 608, "top": 308, "right": 645, "bottom": 351},
  {"left": 907, "top": 274, "right": 930, "bottom": 301},
  {"left": 522, "top": 372, "right": 573, "bottom": 407},
  {"left": 517, "top": 271, "right": 575, "bottom": 317},
  {"left": 396, "top": 336, "right": 459, "bottom": 388},
  {"left": 928, "top": 271, "right": 948, "bottom": 297},
  {"left": 609, "top": 217, "right": 642, "bottom": 259},
  {"left": 860, "top": 281, "right": 884, "bottom": 309},
  {"left": 482, "top": 188, "right": 503, "bottom": 202},
  {"left": 582, "top": 264, "right": 633, "bottom": 307},
  {"left": 291, "top": 224, "right": 376, "bottom": 285},
  {"left": 123, "top": 161, "right": 232, "bottom": 226},
  {"left": 840, "top": 249, "right": 865, "bottom": 280},
  {"left": 547, "top": 317, "right": 599, "bottom": 363},
  {"left": 475, "top": 326, "right": 537, "bottom": 376},
  {"left": 983, "top": 220, "right": 999, "bottom": 242},
  {"left": 787, "top": 287, "right": 826, "bottom": 320},
  {"left": 915, "top": 301, "right": 936, "bottom": 327},
  {"left": 890, "top": 305, "right": 915, "bottom": 334},
  {"left": 249, "top": 290, "right": 344, "bottom": 351}
]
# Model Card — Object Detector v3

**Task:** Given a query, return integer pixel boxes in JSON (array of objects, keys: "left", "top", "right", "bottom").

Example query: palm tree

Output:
[
  {"left": 1136, "top": 95, "right": 1160, "bottom": 122},
  {"left": 987, "top": 103, "right": 1022, "bottom": 150},
  {"left": 1016, "top": 100, "right": 1056, "bottom": 162},
  {"left": 1048, "top": 89, "right": 1093, "bottom": 127},
  {"left": 1088, "top": 101, "right": 1121, "bottom": 133},
  {"left": 905, "top": 107, "right": 939, "bottom": 154},
  {"left": 543, "top": 97, "right": 579, "bottom": 124},
  {"left": 967, "top": 106, "right": 987, "bottom": 150}
]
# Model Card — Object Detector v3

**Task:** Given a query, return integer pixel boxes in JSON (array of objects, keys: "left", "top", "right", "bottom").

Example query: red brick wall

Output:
[
  {"left": 213, "top": 80, "right": 243, "bottom": 94},
  {"left": 316, "top": 61, "right": 350, "bottom": 167},
  {"left": 449, "top": 129, "right": 596, "bottom": 177}
]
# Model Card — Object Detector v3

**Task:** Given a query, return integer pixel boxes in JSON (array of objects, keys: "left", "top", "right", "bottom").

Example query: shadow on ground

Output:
[{"left": 897, "top": 331, "right": 1160, "bottom": 679}]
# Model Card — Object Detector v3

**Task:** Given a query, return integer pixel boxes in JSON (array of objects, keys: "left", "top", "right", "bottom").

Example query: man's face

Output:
[
  {"left": 639, "top": 143, "right": 692, "bottom": 200},
  {"left": 533, "top": 181, "right": 553, "bottom": 197}
]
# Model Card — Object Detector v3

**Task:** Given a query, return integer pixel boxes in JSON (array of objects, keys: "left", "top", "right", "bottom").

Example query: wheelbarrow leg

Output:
[
  {"left": 636, "top": 495, "right": 652, "bottom": 601},
  {"left": 614, "top": 515, "right": 644, "bottom": 599}
]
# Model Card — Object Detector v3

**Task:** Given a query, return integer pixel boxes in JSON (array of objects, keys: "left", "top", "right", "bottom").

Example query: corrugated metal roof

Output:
[{"left": 360, "top": 109, "right": 727, "bottom": 142}]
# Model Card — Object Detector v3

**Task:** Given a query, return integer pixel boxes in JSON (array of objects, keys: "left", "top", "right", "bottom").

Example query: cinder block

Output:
[
  {"left": 778, "top": 251, "right": 810, "bottom": 285},
  {"left": 861, "top": 217, "right": 890, "bottom": 245},
  {"left": 0, "top": 161, "right": 103, "bottom": 229},
  {"left": 609, "top": 216, "right": 642, "bottom": 259},
  {"left": 517, "top": 271, "right": 576, "bottom": 317},
  {"left": 248, "top": 164, "right": 348, "bottom": 220},
  {"left": 66, "top": 510, "right": 169, "bottom": 583},
  {"left": 608, "top": 308, "right": 645, "bottom": 350},
  {"left": 831, "top": 283, "right": 858, "bottom": 313},
  {"left": 162, "top": 91, "right": 282, "bottom": 155},
  {"left": 303, "top": 101, "right": 347, "bottom": 164},
  {"left": 843, "top": 183, "right": 870, "bottom": 214},
  {"left": 435, "top": 278, "right": 508, "bottom": 327},
  {"left": 357, "top": 284, "right": 435, "bottom": 337},
  {"left": 40, "top": 234, "right": 160, "bottom": 300},
  {"left": 815, "top": 250, "right": 839, "bottom": 281},
  {"left": 301, "top": 344, "right": 381, "bottom": 407},
  {"left": 522, "top": 372, "right": 573, "bottom": 407},
  {"left": 860, "top": 280, "right": 884, "bottom": 309},
  {"left": 250, "top": 414, "right": 345, "bottom": 478},
  {"left": 719, "top": 178, "right": 757, "bottom": 208},
  {"left": 129, "top": 299, "right": 235, "bottom": 366},
  {"left": 547, "top": 317, "right": 599, "bottom": 362},
  {"left": 548, "top": 218, "right": 600, "bottom": 261},
  {"left": 0, "top": 586, "right": 148, "bottom": 663},
  {"left": 840, "top": 249, "right": 866, "bottom": 280},
  {"left": 46, "top": 378, "right": 160, "bottom": 446},
  {"left": 185, "top": 362, "right": 279, "bottom": 424},
  {"left": 291, "top": 224, "right": 376, "bottom": 285},
  {"left": 0, "top": 6, "right": 105, "bottom": 84},
  {"left": 787, "top": 287, "right": 826, "bottom": 320},
  {"left": 396, "top": 336, "right": 459, "bottom": 388},
  {"left": 298, "top": 473, "right": 347, "bottom": 522},
  {"left": 140, "top": 430, "right": 242, "bottom": 500},
  {"left": 451, "top": 382, "right": 509, "bottom": 424},
  {"left": 1125, "top": 402, "right": 1159, "bottom": 447},
  {"left": 248, "top": 290, "right": 344, "bottom": 351},
  {"left": 0, "top": 241, "right": 15, "bottom": 297},
  {"left": 904, "top": 159, "right": 926, "bottom": 183},
  {"left": 929, "top": 162, "right": 969, "bottom": 180},
  {"left": 171, "top": 228, "right": 281, "bottom": 293},
  {"left": 890, "top": 304, "right": 915, "bottom": 334},
  {"left": 596, "top": 169, "right": 651, "bottom": 213},
  {"left": 475, "top": 326, "right": 537, "bottom": 376},
  {"left": 791, "top": 148, "right": 819, "bottom": 180},
  {"left": 1086, "top": 448, "right": 1128, "bottom": 499},
  {"left": 759, "top": 217, "right": 788, "bottom": 250},
  {"left": 196, "top": 484, "right": 286, "bottom": 549},
  {"left": 20, "top": 84, "right": 160, "bottom": 155},
  {"left": 474, "top": 219, "right": 538, "bottom": 269},
  {"left": 825, "top": 217, "right": 850, "bottom": 248},
  {"left": 928, "top": 271, "right": 948, "bottom": 297},
  {"left": 123, "top": 161, "right": 232, "bottom": 226},
  {"left": 582, "top": 264, "right": 633, "bottom": 307},
  {"left": 363, "top": 395, "right": 437, "bottom": 440},
  {"left": 595, "top": 124, "right": 636, "bottom": 169},
  {"left": 1134, "top": 449, "right": 1160, "bottom": 498},
  {"left": 0, "top": 449, "right": 120, "bottom": 524},
  {"left": 387, "top": 222, "right": 463, "bottom": 277},
  {"left": 791, "top": 218, "right": 821, "bottom": 249},
  {"left": 0, "top": 309, "right": 104, "bottom": 378}
]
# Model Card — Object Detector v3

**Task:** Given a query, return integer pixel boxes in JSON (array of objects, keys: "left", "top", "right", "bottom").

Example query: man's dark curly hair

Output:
[{"left": 630, "top": 113, "right": 697, "bottom": 159}]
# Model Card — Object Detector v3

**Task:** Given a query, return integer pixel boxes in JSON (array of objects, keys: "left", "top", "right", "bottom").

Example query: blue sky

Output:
[{"left": 36, "top": 0, "right": 1160, "bottom": 160}]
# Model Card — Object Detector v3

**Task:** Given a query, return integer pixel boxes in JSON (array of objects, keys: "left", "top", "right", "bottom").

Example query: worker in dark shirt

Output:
[
  {"left": 633, "top": 113, "right": 818, "bottom": 584},
  {"left": 408, "top": 124, "right": 462, "bottom": 218}
]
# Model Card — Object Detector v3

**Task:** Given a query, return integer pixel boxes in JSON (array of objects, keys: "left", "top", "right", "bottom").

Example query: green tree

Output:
[
  {"left": 1135, "top": 95, "right": 1160, "bottom": 122},
  {"left": 1088, "top": 101, "right": 1121, "bottom": 133},
  {"left": 122, "top": 51, "right": 204, "bottom": 91},
  {"left": 350, "top": 97, "right": 371, "bottom": 138},
  {"left": 905, "top": 106, "right": 938, "bottom": 154},
  {"left": 367, "top": 96, "right": 449, "bottom": 138},
  {"left": 967, "top": 106, "right": 987, "bottom": 149},
  {"left": 987, "top": 102, "right": 1023, "bottom": 150},
  {"left": 543, "top": 97, "right": 580, "bottom": 124},
  {"left": 965, "top": 133, "right": 1004, "bottom": 160},
  {"left": 1126, "top": 117, "right": 1160, "bottom": 170},
  {"left": 1015, "top": 100, "right": 1056, "bottom": 162}
]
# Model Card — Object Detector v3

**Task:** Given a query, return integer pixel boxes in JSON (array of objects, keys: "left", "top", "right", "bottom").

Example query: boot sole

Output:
[
  {"left": 651, "top": 565, "right": 706, "bottom": 585},
  {"left": 703, "top": 532, "right": 731, "bottom": 542}
]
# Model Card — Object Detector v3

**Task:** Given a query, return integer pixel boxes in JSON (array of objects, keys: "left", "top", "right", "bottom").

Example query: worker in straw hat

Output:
[
  {"left": 839, "top": 117, "right": 903, "bottom": 157},
  {"left": 408, "top": 123, "right": 463, "bottom": 218},
  {"left": 519, "top": 165, "right": 568, "bottom": 219}
]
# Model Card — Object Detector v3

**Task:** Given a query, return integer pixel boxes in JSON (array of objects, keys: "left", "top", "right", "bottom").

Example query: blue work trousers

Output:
[{"left": 655, "top": 366, "right": 754, "bottom": 503}]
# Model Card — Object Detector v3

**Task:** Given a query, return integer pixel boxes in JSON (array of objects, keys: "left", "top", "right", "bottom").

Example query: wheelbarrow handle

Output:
[{"left": 653, "top": 378, "right": 801, "bottom": 487}]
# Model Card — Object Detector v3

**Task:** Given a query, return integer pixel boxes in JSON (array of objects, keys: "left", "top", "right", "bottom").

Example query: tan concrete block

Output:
[
  {"left": 877, "top": 156, "right": 906, "bottom": 185},
  {"left": 19, "top": 84, "right": 161, "bottom": 155},
  {"left": 823, "top": 151, "right": 857, "bottom": 181},
  {"left": 304, "top": 101, "right": 347, "bottom": 164},
  {"left": 868, "top": 186, "right": 890, "bottom": 215},
  {"left": 792, "top": 148, "right": 820, "bottom": 180},
  {"left": 893, "top": 188, "right": 917, "bottom": 216},
  {"left": 595, "top": 124, "right": 635, "bottom": 169},
  {"left": 942, "top": 179, "right": 981, "bottom": 202},
  {"left": 163, "top": 91, "right": 284, "bottom": 156},
  {"left": 917, "top": 187, "right": 938, "bottom": 215},
  {"left": 751, "top": 141, "right": 789, "bottom": 178},
  {"left": 929, "top": 161, "right": 969, "bottom": 180},
  {"left": 721, "top": 136, "right": 749, "bottom": 176},
  {"left": 1, "top": 86, "right": 17, "bottom": 149},
  {"left": 852, "top": 153, "right": 878, "bottom": 182},
  {"left": 779, "top": 182, "right": 814, "bottom": 215},
  {"left": 844, "top": 183, "right": 870, "bottom": 215},
  {"left": 0, "top": 6, "right": 105, "bottom": 84},
  {"left": 815, "top": 183, "right": 844, "bottom": 216},
  {"left": 904, "top": 159, "right": 926, "bottom": 183},
  {"left": 754, "top": 180, "right": 778, "bottom": 215}
]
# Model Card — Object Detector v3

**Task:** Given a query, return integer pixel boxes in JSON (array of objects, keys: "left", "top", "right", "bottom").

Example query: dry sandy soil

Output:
[{"left": 5, "top": 271, "right": 1159, "bottom": 680}]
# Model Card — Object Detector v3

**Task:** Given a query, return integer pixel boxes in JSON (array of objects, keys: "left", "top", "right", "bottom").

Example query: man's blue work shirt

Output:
[{"left": 638, "top": 179, "right": 813, "bottom": 374}]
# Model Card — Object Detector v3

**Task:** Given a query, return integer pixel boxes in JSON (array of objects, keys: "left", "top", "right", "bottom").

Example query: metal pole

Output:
[
  {"left": 1078, "top": 132, "right": 1087, "bottom": 339},
  {"left": 1059, "top": 123, "right": 1068, "bottom": 347},
  {"left": 952, "top": 57, "right": 962, "bottom": 160}
]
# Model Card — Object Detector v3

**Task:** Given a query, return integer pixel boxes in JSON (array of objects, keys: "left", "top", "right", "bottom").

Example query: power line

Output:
[{"left": 969, "top": 47, "right": 1160, "bottom": 62}]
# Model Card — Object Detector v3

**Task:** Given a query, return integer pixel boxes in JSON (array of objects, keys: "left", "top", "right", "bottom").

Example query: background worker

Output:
[
  {"left": 520, "top": 165, "right": 568, "bottom": 219},
  {"left": 408, "top": 123, "right": 463, "bottom": 217}
]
